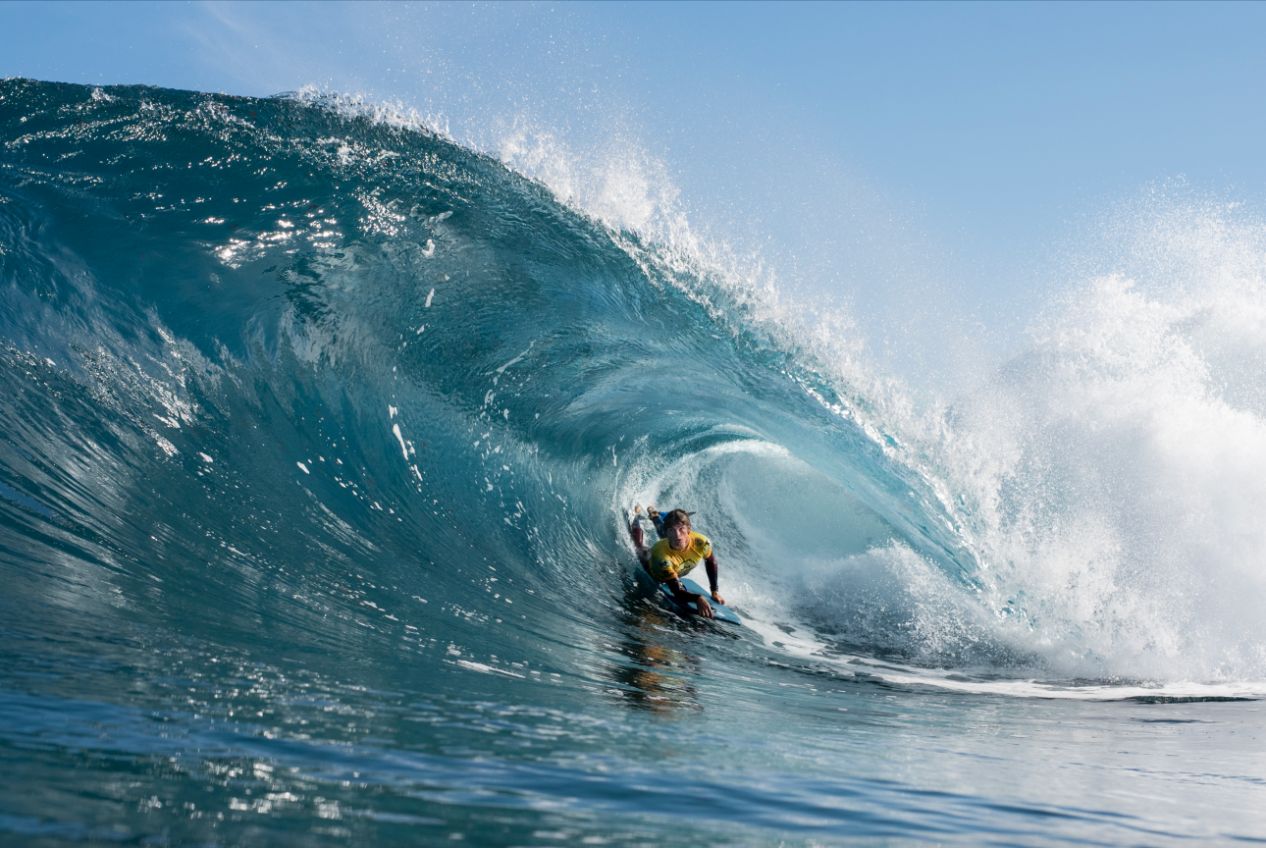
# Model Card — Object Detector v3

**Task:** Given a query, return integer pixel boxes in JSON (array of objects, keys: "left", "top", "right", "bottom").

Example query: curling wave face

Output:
[{"left": 0, "top": 79, "right": 974, "bottom": 678}]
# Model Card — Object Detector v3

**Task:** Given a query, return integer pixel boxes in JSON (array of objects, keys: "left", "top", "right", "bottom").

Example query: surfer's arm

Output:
[
  {"left": 704, "top": 553, "right": 724, "bottom": 605},
  {"left": 628, "top": 517, "right": 652, "bottom": 571},
  {"left": 666, "top": 577, "right": 715, "bottom": 619}
]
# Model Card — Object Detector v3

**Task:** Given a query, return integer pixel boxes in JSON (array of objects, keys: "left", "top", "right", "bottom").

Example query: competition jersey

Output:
[{"left": 647, "top": 531, "right": 712, "bottom": 583}]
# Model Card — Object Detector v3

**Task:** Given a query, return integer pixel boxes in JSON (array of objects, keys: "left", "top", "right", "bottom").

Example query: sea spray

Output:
[{"left": 929, "top": 204, "right": 1266, "bottom": 681}]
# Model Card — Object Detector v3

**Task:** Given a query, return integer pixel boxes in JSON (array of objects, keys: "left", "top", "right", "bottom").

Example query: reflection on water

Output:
[{"left": 607, "top": 581, "right": 701, "bottom": 715}]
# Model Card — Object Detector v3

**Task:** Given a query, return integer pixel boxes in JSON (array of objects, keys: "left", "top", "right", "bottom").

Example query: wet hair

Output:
[{"left": 662, "top": 509, "right": 693, "bottom": 531}]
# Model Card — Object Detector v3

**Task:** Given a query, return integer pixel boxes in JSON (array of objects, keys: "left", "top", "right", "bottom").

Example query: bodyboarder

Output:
[{"left": 628, "top": 506, "right": 725, "bottom": 619}]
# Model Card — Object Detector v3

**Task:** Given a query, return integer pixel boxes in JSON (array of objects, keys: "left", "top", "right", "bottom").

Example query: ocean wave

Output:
[{"left": 2, "top": 78, "right": 1264, "bottom": 690}]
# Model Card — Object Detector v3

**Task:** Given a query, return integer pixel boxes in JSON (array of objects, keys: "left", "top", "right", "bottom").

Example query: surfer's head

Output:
[
  {"left": 662, "top": 509, "right": 692, "bottom": 531},
  {"left": 663, "top": 509, "right": 693, "bottom": 549}
]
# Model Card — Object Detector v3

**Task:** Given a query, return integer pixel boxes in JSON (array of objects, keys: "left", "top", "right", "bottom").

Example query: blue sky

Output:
[{"left": 5, "top": 1, "right": 1266, "bottom": 368}]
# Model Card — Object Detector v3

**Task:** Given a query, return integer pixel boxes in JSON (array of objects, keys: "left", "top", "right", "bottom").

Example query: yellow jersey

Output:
[{"left": 647, "top": 532, "right": 712, "bottom": 583}]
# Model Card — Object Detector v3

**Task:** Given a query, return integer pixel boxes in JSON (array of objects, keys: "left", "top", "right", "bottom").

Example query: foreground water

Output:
[{"left": 2, "top": 79, "right": 1264, "bottom": 845}]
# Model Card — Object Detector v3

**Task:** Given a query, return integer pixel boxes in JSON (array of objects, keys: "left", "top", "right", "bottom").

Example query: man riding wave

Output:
[{"left": 629, "top": 506, "right": 725, "bottom": 619}]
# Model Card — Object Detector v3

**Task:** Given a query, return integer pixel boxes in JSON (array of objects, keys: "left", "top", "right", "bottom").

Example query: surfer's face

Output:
[{"left": 667, "top": 522, "right": 691, "bottom": 550}]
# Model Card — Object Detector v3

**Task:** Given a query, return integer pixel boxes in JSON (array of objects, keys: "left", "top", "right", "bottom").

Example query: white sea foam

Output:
[{"left": 925, "top": 200, "right": 1266, "bottom": 683}]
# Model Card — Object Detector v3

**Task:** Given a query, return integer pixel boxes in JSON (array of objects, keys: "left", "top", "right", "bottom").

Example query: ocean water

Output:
[{"left": 1, "top": 78, "right": 1265, "bottom": 846}]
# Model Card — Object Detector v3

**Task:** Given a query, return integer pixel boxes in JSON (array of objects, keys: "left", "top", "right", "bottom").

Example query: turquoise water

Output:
[{"left": 2, "top": 79, "right": 1264, "bottom": 846}]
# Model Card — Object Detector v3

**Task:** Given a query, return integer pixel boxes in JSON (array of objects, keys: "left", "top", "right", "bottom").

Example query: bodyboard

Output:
[{"left": 637, "top": 568, "right": 742, "bottom": 625}]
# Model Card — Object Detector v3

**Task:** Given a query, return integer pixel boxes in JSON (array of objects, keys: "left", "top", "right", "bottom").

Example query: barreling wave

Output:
[{"left": 2, "top": 77, "right": 1264, "bottom": 697}]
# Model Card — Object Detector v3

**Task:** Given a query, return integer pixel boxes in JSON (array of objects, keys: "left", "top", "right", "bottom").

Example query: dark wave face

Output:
[
  {"left": 0, "top": 77, "right": 969, "bottom": 665},
  {"left": 3, "top": 79, "right": 1265, "bottom": 847}
]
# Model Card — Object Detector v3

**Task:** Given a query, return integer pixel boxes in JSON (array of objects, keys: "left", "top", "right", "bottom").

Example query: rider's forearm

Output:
[
  {"left": 705, "top": 554, "right": 719, "bottom": 594},
  {"left": 668, "top": 579, "right": 702, "bottom": 605}
]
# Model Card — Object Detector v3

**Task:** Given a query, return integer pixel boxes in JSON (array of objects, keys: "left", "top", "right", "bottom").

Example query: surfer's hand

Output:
[
  {"left": 711, "top": 591, "right": 725, "bottom": 605},
  {"left": 695, "top": 594, "right": 715, "bottom": 619}
]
